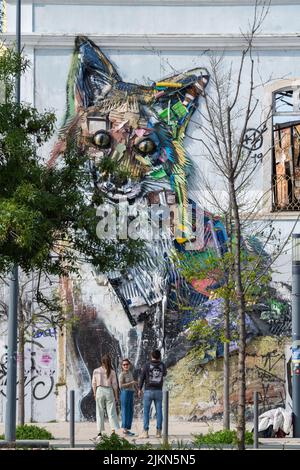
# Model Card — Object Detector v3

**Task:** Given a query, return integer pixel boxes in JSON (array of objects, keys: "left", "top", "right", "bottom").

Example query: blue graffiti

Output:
[{"left": 33, "top": 328, "right": 57, "bottom": 340}]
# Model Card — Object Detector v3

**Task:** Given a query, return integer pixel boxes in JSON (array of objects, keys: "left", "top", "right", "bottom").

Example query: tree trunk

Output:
[
  {"left": 18, "top": 308, "right": 25, "bottom": 425},
  {"left": 230, "top": 184, "right": 246, "bottom": 450},
  {"left": 223, "top": 210, "right": 233, "bottom": 430},
  {"left": 236, "top": 298, "right": 246, "bottom": 450},
  {"left": 223, "top": 297, "right": 230, "bottom": 430}
]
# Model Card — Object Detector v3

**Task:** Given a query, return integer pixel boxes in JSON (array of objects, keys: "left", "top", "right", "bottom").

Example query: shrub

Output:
[
  {"left": 95, "top": 433, "right": 152, "bottom": 451},
  {"left": 0, "top": 424, "right": 54, "bottom": 440},
  {"left": 193, "top": 429, "right": 253, "bottom": 448}
]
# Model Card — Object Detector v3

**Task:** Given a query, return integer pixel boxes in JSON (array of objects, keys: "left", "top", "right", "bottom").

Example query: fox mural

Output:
[{"left": 52, "top": 37, "right": 280, "bottom": 421}]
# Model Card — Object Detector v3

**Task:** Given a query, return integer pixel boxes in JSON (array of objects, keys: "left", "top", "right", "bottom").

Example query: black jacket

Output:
[{"left": 139, "top": 360, "right": 167, "bottom": 391}]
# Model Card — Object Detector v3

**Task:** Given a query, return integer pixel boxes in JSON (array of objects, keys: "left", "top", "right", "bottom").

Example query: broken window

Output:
[{"left": 272, "top": 87, "right": 300, "bottom": 211}]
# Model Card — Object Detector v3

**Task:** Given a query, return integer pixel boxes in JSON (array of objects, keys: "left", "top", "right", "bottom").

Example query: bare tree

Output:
[{"left": 186, "top": 0, "right": 298, "bottom": 448}]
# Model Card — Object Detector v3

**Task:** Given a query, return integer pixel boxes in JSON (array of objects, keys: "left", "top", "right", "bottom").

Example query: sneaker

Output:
[
  {"left": 140, "top": 431, "right": 149, "bottom": 439},
  {"left": 126, "top": 431, "right": 135, "bottom": 437},
  {"left": 156, "top": 430, "right": 162, "bottom": 438}
]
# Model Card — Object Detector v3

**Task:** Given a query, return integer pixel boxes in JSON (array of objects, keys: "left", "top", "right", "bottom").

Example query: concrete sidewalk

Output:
[
  {"left": 1, "top": 420, "right": 300, "bottom": 449},
  {"left": 0, "top": 418, "right": 223, "bottom": 449},
  {"left": 0, "top": 418, "right": 225, "bottom": 445}
]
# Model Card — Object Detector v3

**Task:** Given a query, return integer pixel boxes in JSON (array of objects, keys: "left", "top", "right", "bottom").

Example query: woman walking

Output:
[
  {"left": 92, "top": 354, "right": 120, "bottom": 438},
  {"left": 119, "top": 358, "right": 138, "bottom": 436}
]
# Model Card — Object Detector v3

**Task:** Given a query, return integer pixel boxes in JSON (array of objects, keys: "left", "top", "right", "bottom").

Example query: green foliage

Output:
[
  {"left": 0, "top": 45, "right": 145, "bottom": 276},
  {"left": 174, "top": 232, "right": 273, "bottom": 359},
  {"left": 0, "top": 44, "right": 30, "bottom": 103},
  {"left": 177, "top": 247, "right": 271, "bottom": 306},
  {"left": 94, "top": 433, "right": 152, "bottom": 450},
  {"left": 187, "top": 317, "right": 224, "bottom": 360},
  {"left": 0, "top": 424, "right": 54, "bottom": 440},
  {"left": 94, "top": 435, "right": 193, "bottom": 451},
  {"left": 192, "top": 429, "right": 253, "bottom": 448},
  {"left": 97, "top": 155, "right": 133, "bottom": 186}
]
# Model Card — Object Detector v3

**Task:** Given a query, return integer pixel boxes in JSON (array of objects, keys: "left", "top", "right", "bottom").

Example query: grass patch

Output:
[
  {"left": 0, "top": 424, "right": 54, "bottom": 440},
  {"left": 193, "top": 429, "right": 253, "bottom": 448}
]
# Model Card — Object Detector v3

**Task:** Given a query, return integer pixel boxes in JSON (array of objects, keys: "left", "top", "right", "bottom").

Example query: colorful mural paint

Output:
[
  {"left": 50, "top": 36, "right": 231, "bottom": 420},
  {"left": 50, "top": 37, "right": 292, "bottom": 421},
  {"left": 167, "top": 337, "right": 290, "bottom": 421},
  {"left": 0, "top": 1, "right": 6, "bottom": 34}
]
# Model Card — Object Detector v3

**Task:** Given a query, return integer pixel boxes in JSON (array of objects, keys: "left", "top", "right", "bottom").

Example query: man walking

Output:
[{"left": 138, "top": 349, "right": 167, "bottom": 438}]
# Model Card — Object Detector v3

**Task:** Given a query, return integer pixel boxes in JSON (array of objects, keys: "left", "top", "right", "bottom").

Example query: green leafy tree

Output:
[
  {"left": 0, "top": 44, "right": 144, "bottom": 276},
  {"left": 176, "top": 232, "right": 273, "bottom": 430},
  {"left": 0, "top": 44, "right": 144, "bottom": 424}
]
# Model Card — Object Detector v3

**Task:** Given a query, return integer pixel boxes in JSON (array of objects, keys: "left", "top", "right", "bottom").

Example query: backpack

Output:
[{"left": 147, "top": 362, "right": 164, "bottom": 387}]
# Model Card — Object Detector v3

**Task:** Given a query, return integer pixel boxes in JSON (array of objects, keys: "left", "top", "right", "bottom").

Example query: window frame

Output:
[{"left": 262, "top": 79, "right": 300, "bottom": 218}]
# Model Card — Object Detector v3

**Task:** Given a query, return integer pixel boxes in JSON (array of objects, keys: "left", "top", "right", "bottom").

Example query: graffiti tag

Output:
[{"left": 0, "top": 347, "right": 55, "bottom": 400}]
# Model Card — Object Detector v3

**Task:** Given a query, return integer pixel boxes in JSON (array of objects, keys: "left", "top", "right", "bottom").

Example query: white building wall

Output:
[{"left": 0, "top": 317, "right": 57, "bottom": 423}]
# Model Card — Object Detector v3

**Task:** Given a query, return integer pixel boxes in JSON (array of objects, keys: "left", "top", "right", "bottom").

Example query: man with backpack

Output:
[{"left": 138, "top": 349, "right": 167, "bottom": 438}]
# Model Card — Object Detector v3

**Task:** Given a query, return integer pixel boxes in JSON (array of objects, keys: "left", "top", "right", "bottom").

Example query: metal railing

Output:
[{"left": 273, "top": 175, "right": 300, "bottom": 211}]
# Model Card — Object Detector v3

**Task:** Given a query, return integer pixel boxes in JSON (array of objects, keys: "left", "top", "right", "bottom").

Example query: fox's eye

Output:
[
  {"left": 136, "top": 138, "right": 156, "bottom": 155},
  {"left": 93, "top": 131, "right": 111, "bottom": 148}
]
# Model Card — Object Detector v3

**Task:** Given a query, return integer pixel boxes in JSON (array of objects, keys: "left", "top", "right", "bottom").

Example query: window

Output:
[{"left": 272, "top": 87, "right": 300, "bottom": 211}]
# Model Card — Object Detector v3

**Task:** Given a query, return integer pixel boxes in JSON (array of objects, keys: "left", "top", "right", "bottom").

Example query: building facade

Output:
[{"left": 1, "top": 0, "right": 300, "bottom": 422}]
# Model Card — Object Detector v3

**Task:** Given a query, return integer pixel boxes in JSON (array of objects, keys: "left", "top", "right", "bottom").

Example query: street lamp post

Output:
[
  {"left": 16, "top": 0, "right": 21, "bottom": 102},
  {"left": 5, "top": 0, "right": 21, "bottom": 443},
  {"left": 292, "top": 234, "right": 300, "bottom": 437},
  {"left": 4, "top": 266, "right": 19, "bottom": 442}
]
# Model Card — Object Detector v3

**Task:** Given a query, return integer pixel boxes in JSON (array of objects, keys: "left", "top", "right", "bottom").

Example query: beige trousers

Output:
[{"left": 96, "top": 386, "right": 119, "bottom": 433}]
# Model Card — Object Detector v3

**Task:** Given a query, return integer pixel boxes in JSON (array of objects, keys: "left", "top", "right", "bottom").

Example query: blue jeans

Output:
[
  {"left": 143, "top": 389, "right": 163, "bottom": 431},
  {"left": 120, "top": 389, "right": 134, "bottom": 430}
]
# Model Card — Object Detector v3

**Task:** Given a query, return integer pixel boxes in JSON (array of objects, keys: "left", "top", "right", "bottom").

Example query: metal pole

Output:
[
  {"left": 0, "top": 440, "right": 49, "bottom": 449},
  {"left": 163, "top": 390, "right": 169, "bottom": 445},
  {"left": 5, "top": 266, "right": 19, "bottom": 442},
  {"left": 223, "top": 318, "right": 230, "bottom": 430},
  {"left": 70, "top": 390, "right": 75, "bottom": 448},
  {"left": 16, "top": 0, "right": 21, "bottom": 103},
  {"left": 292, "top": 234, "right": 300, "bottom": 437},
  {"left": 253, "top": 391, "right": 259, "bottom": 449},
  {"left": 5, "top": 0, "right": 21, "bottom": 443}
]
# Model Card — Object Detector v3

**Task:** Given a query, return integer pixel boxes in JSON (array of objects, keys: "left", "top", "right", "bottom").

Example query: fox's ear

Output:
[
  {"left": 152, "top": 68, "right": 209, "bottom": 131},
  {"left": 65, "top": 36, "right": 121, "bottom": 121}
]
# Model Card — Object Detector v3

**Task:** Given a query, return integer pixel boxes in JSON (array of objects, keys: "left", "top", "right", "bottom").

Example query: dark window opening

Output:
[{"left": 272, "top": 88, "right": 300, "bottom": 211}]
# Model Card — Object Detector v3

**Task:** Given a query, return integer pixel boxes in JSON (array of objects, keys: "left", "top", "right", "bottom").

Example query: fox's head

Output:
[{"left": 51, "top": 36, "right": 209, "bottom": 237}]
